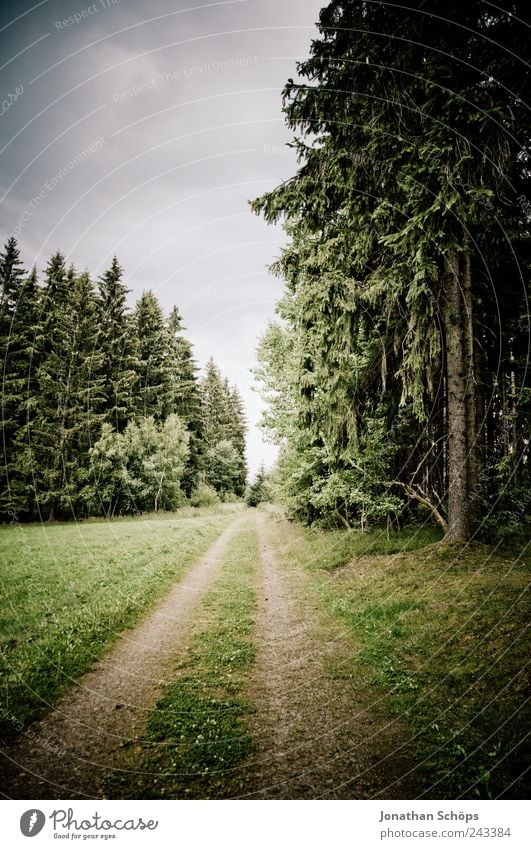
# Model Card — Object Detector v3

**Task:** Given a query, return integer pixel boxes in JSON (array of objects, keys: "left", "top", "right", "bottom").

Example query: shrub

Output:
[{"left": 190, "top": 484, "right": 220, "bottom": 507}]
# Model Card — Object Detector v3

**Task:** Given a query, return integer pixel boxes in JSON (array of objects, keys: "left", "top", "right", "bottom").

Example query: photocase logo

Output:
[{"left": 20, "top": 810, "right": 46, "bottom": 837}]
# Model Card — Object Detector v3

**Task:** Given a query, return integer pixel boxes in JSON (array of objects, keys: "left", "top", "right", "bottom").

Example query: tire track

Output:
[{"left": 241, "top": 514, "right": 416, "bottom": 799}]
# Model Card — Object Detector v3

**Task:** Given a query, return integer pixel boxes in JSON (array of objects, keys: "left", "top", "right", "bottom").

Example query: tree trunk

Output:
[
  {"left": 509, "top": 354, "right": 517, "bottom": 456},
  {"left": 442, "top": 250, "right": 470, "bottom": 541},
  {"left": 474, "top": 326, "right": 487, "bottom": 484},
  {"left": 462, "top": 239, "right": 479, "bottom": 505}
]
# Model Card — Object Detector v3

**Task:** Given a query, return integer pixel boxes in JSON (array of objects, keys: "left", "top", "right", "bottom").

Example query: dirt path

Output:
[
  {"left": 240, "top": 514, "right": 415, "bottom": 799},
  {"left": 1, "top": 517, "right": 244, "bottom": 799}
]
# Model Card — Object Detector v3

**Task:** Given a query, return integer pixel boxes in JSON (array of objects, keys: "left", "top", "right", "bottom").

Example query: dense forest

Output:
[
  {"left": 252, "top": 0, "right": 530, "bottom": 542},
  {"left": 0, "top": 238, "right": 247, "bottom": 521},
  {"left": 1, "top": 1, "right": 529, "bottom": 540}
]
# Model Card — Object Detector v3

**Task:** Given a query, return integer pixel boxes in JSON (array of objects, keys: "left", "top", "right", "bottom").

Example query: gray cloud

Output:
[{"left": 0, "top": 0, "right": 323, "bottom": 474}]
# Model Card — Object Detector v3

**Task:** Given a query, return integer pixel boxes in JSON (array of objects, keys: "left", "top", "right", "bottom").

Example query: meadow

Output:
[
  {"left": 1, "top": 508, "right": 528, "bottom": 799},
  {"left": 0, "top": 507, "right": 238, "bottom": 738}
]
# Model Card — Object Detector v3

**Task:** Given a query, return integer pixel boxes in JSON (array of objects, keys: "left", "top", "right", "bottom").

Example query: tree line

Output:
[
  {"left": 252, "top": 0, "right": 529, "bottom": 541},
  {"left": 0, "top": 238, "right": 246, "bottom": 521}
]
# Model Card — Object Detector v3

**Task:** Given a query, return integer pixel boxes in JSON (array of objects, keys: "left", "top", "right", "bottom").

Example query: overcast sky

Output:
[{"left": 0, "top": 0, "right": 324, "bottom": 476}]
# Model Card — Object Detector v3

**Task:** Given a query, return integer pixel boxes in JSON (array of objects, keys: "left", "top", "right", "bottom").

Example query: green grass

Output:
[
  {"left": 0, "top": 507, "right": 238, "bottom": 739},
  {"left": 108, "top": 516, "right": 259, "bottom": 799},
  {"left": 268, "top": 520, "right": 530, "bottom": 799},
  {"left": 298, "top": 523, "right": 442, "bottom": 571}
]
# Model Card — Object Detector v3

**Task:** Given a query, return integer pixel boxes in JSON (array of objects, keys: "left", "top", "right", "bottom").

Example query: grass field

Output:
[
  {"left": 0, "top": 507, "right": 239, "bottom": 739},
  {"left": 1, "top": 507, "right": 528, "bottom": 799},
  {"left": 269, "top": 520, "right": 530, "bottom": 798}
]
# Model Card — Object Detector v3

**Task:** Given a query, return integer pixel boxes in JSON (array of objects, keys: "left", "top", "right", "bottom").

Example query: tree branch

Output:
[{"left": 393, "top": 479, "right": 448, "bottom": 534}]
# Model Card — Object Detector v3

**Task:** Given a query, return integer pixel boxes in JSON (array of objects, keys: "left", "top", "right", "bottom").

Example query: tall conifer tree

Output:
[
  {"left": 133, "top": 291, "right": 171, "bottom": 420},
  {"left": 166, "top": 306, "right": 203, "bottom": 495},
  {"left": 252, "top": 0, "right": 529, "bottom": 539},
  {"left": 97, "top": 257, "right": 137, "bottom": 431},
  {"left": 0, "top": 238, "right": 31, "bottom": 517}
]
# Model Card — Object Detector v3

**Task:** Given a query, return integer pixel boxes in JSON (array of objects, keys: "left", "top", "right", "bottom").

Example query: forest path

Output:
[
  {"left": 1, "top": 516, "right": 246, "bottom": 799},
  {"left": 240, "top": 513, "right": 415, "bottom": 799}
]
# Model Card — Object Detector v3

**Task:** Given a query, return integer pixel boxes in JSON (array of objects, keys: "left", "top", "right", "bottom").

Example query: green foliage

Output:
[
  {"left": 96, "top": 256, "right": 137, "bottom": 431},
  {"left": 253, "top": 318, "right": 298, "bottom": 445},
  {"left": 27, "top": 259, "right": 107, "bottom": 520},
  {"left": 89, "top": 414, "right": 189, "bottom": 515},
  {"left": 166, "top": 306, "right": 204, "bottom": 496},
  {"left": 0, "top": 246, "right": 40, "bottom": 518},
  {"left": 133, "top": 290, "right": 172, "bottom": 420},
  {"left": 205, "top": 439, "right": 241, "bottom": 498},
  {"left": 201, "top": 360, "right": 247, "bottom": 497},
  {"left": 251, "top": 0, "right": 529, "bottom": 536},
  {"left": 245, "top": 464, "right": 271, "bottom": 507},
  {"left": 0, "top": 236, "right": 25, "bottom": 316},
  {"left": 0, "top": 238, "right": 248, "bottom": 522},
  {"left": 476, "top": 454, "right": 531, "bottom": 543},
  {"left": 190, "top": 483, "right": 220, "bottom": 507}
]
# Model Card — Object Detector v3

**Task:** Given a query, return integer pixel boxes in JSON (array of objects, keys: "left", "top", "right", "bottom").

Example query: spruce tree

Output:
[
  {"left": 252, "top": 0, "right": 529, "bottom": 539},
  {"left": 246, "top": 463, "right": 270, "bottom": 507},
  {"left": 226, "top": 384, "right": 247, "bottom": 496},
  {"left": 96, "top": 257, "right": 137, "bottom": 431},
  {"left": 202, "top": 358, "right": 230, "bottom": 448},
  {"left": 31, "top": 252, "right": 70, "bottom": 520},
  {"left": 133, "top": 291, "right": 171, "bottom": 420},
  {"left": 0, "top": 238, "right": 30, "bottom": 517},
  {"left": 0, "top": 237, "right": 25, "bottom": 319},
  {"left": 166, "top": 306, "right": 203, "bottom": 496},
  {"left": 201, "top": 359, "right": 247, "bottom": 497},
  {"left": 65, "top": 271, "right": 106, "bottom": 514}
]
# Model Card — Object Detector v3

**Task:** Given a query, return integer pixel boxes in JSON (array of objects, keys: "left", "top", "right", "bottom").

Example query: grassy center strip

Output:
[
  {"left": 108, "top": 515, "right": 259, "bottom": 799},
  {"left": 0, "top": 507, "right": 238, "bottom": 739}
]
